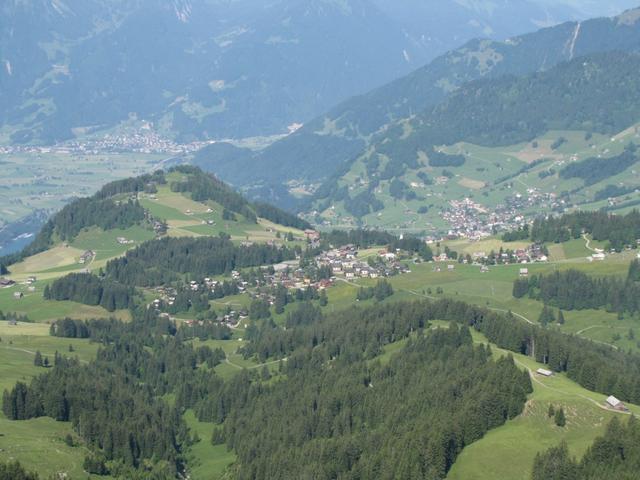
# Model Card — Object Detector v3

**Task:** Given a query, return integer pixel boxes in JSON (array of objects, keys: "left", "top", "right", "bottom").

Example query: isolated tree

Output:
[
  {"left": 548, "top": 404, "right": 555, "bottom": 418},
  {"left": 538, "top": 305, "right": 555, "bottom": 326},
  {"left": 557, "top": 310, "right": 565, "bottom": 325},
  {"left": 555, "top": 407, "right": 566, "bottom": 427},
  {"left": 33, "top": 351, "right": 43, "bottom": 367},
  {"left": 319, "top": 290, "right": 328, "bottom": 307}
]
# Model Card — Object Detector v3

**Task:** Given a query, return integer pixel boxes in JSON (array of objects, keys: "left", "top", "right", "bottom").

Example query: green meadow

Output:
[
  {"left": 0, "top": 321, "right": 109, "bottom": 479},
  {"left": 447, "top": 326, "right": 640, "bottom": 480}
]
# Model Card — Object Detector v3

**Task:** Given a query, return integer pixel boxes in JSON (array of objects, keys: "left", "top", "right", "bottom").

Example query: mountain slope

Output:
[
  {"left": 308, "top": 51, "right": 640, "bottom": 231},
  {"left": 2, "top": 0, "right": 637, "bottom": 144},
  {"left": 196, "top": 6, "right": 640, "bottom": 205}
]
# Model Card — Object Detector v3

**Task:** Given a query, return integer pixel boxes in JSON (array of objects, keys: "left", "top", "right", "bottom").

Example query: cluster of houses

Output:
[
  {"left": 315, "top": 245, "right": 410, "bottom": 279},
  {"left": 470, "top": 243, "right": 548, "bottom": 266},
  {"left": 0, "top": 276, "right": 36, "bottom": 299}
]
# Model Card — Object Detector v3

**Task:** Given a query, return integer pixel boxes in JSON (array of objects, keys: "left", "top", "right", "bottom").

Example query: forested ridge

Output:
[
  {"left": 311, "top": 51, "right": 640, "bottom": 214},
  {"left": 0, "top": 165, "right": 307, "bottom": 272},
  {"left": 0, "top": 173, "right": 167, "bottom": 270},
  {"left": 379, "top": 51, "right": 640, "bottom": 169}
]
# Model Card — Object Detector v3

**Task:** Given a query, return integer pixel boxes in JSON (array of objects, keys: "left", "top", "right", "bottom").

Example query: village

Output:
[
  {"left": 0, "top": 126, "right": 214, "bottom": 156},
  {"left": 147, "top": 242, "right": 413, "bottom": 327},
  {"left": 441, "top": 189, "right": 565, "bottom": 241}
]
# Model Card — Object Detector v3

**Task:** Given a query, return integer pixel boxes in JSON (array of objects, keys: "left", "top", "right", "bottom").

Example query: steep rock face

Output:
[{"left": 2, "top": 0, "right": 634, "bottom": 144}]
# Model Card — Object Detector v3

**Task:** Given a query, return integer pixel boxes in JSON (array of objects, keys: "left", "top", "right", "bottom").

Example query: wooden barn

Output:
[{"left": 605, "top": 395, "right": 628, "bottom": 412}]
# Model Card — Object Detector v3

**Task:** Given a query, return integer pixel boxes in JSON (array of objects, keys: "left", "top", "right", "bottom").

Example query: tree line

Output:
[
  {"left": 356, "top": 279, "right": 394, "bottom": 301},
  {"left": 169, "top": 165, "right": 257, "bottom": 222},
  {"left": 44, "top": 273, "right": 135, "bottom": 312},
  {"left": 532, "top": 416, "right": 640, "bottom": 480},
  {"left": 502, "top": 209, "right": 640, "bottom": 252},
  {"left": 513, "top": 261, "right": 640, "bottom": 314},
  {"left": 560, "top": 142, "right": 638, "bottom": 186},
  {"left": 104, "top": 234, "right": 298, "bottom": 287}
]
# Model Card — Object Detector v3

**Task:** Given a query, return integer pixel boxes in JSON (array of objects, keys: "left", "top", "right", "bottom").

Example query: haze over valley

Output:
[{"left": 2, "top": 2, "right": 640, "bottom": 480}]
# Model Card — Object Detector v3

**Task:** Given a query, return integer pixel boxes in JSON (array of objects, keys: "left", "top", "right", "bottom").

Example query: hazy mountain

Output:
[
  {"left": 2, "top": 0, "right": 637, "bottom": 145},
  {"left": 195, "top": 6, "right": 640, "bottom": 207}
]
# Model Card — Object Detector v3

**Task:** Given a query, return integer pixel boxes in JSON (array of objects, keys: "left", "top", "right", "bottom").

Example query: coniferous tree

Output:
[
  {"left": 554, "top": 407, "right": 566, "bottom": 427},
  {"left": 33, "top": 351, "right": 43, "bottom": 367}
]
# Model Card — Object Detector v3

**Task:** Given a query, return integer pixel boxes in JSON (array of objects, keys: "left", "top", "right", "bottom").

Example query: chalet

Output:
[
  {"left": 0, "top": 278, "right": 15, "bottom": 288},
  {"left": 480, "top": 265, "right": 490, "bottom": 273},
  {"left": 592, "top": 253, "right": 606, "bottom": 261},
  {"left": 519, "top": 268, "right": 529, "bottom": 277},
  {"left": 304, "top": 229, "right": 320, "bottom": 241},
  {"left": 605, "top": 395, "right": 628, "bottom": 411},
  {"left": 447, "top": 264, "right": 455, "bottom": 271},
  {"left": 78, "top": 250, "right": 95, "bottom": 264},
  {"left": 8, "top": 318, "right": 17, "bottom": 326},
  {"left": 27, "top": 276, "right": 37, "bottom": 284},
  {"left": 13, "top": 291, "right": 23, "bottom": 299},
  {"left": 536, "top": 368, "right": 553, "bottom": 377}
]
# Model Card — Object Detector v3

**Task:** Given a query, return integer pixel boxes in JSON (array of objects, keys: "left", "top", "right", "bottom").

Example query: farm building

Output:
[
  {"left": 536, "top": 368, "right": 553, "bottom": 377},
  {"left": 448, "top": 264, "right": 455, "bottom": 271},
  {"left": 13, "top": 291, "right": 23, "bottom": 299},
  {"left": 605, "top": 395, "right": 628, "bottom": 411},
  {"left": 78, "top": 250, "right": 95, "bottom": 264},
  {"left": 0, "top": 278, "right": 15, "bottom": 288},
  {"left": 519, "top": 268, "right": 529, "bottom": 277}
]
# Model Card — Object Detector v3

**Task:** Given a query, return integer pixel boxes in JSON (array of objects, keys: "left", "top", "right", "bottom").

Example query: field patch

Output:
[
  {"left": 457, "top": 177, "right": 485, "bottom": 189},
  {"left": 9, "top": 245, "right": 84, "bottom": 279}
]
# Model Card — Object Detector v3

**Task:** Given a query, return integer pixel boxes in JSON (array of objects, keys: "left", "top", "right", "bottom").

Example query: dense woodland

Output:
[
  {"left": 105, "top": 234, "right": 298, "bottom": 287},
  {"left": 532, "top": 416, "right": 640, "bottom": 480},
  {"left": 379, "top": 52, "right": 640, "bottom": 167},
  {"left": 502, "top": 210, "right": 640, "bottom": 251},
  {"left": 513, "top": 261, "right": 640, "bottom": 314},
  {"left": 6, "top": 285, "right": 640, "bottom": 478},
  {"left": 44, "top": 273, "right": 135, "bottom": 312}
]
